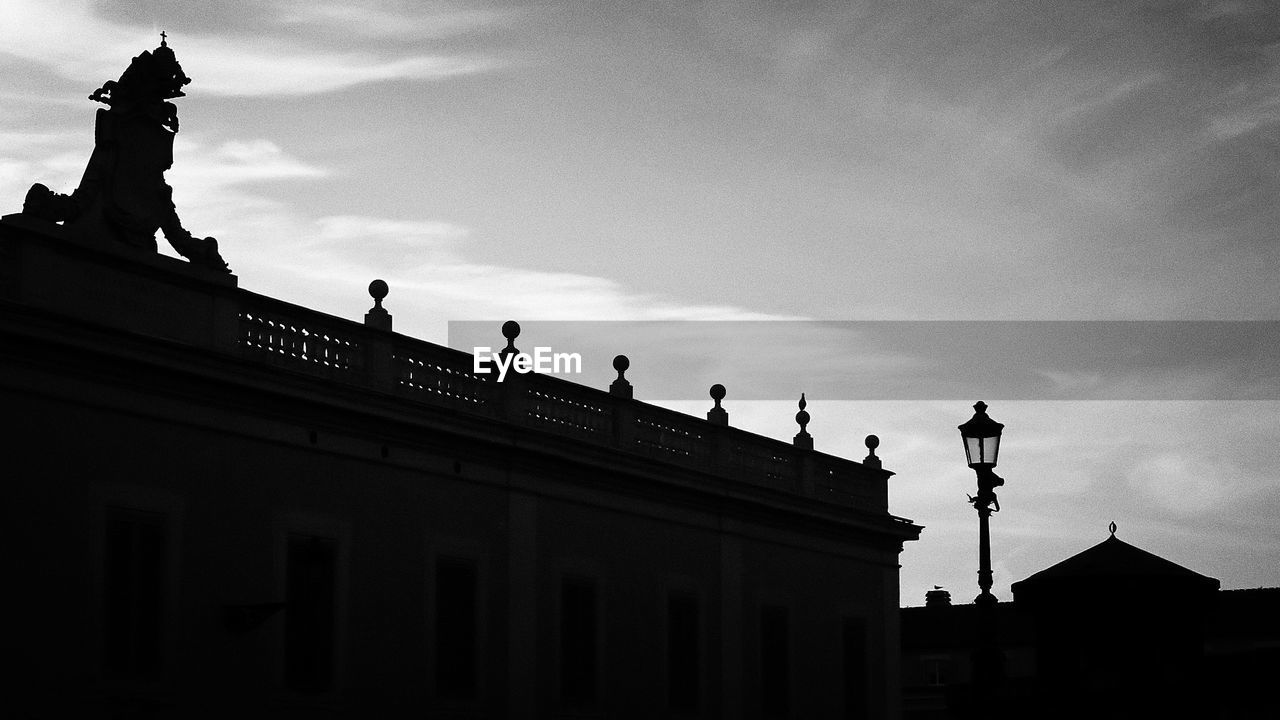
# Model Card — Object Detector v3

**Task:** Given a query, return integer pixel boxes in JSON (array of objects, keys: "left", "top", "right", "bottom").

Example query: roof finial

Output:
[
  {"left": 160, "top": 30, "right": 168, "bottom": 47},
  {"left": 707, "top": 384, "right": 728, "bottom": 426},
  {"left": 793, "top": 393, "right": 813, "bottom": 450},
  {"left": 364, "top": 279, "right": 391, "bottom": 331},
  {"left": 863, "top": 435, "right": 881, "bottom": 469},
  {"left": 610, "top": 354, "right": 632, "bottom": 398},
  {"left": 499, "top": 320, "right": 520, "bottom": 359},
  {"left": 1109, "top": 520, "right": 1117, "bottom": 537}
]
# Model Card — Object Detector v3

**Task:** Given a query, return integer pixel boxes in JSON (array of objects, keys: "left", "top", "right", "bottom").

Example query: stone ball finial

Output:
[
  {"left": 863, "top": 434, "right": 882, "bottom": 468},
  {"left": 707, "top": 384, "right": 728, "bottom": 426},
  {"left": 364, "top": 279, "right": 392, "bottom": 330},
  {"left": 710, "top": 383, "right": 726, "bottom": 403},
  {"left": 499, "top": 320, "right": 520, "bottom": 358},
  {"left": 609, "top": 354, "right": 633, "bottom": 398}
]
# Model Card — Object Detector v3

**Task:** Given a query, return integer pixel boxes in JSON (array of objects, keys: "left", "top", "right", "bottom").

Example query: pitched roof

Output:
[{"left": 1012, "top": 535, "right": 1219, "bottom": 597}]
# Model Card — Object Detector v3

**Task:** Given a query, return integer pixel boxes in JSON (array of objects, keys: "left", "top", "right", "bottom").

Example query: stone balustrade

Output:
[{"left": 1, "top": 213, "right": 892, "bottom": 513}]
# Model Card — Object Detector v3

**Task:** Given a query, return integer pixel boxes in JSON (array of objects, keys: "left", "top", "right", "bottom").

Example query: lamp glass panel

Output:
[
  {"left": 965, "top": 436, "right": 982, "bottom": 466},
  {"left": 983, "top": 434, "right": 1000, "bottom": 466}
]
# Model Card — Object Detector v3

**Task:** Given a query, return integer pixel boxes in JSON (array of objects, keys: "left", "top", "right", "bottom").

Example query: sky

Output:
[{"left": 2, "top": 0, "right": 1277, "bottom": 605}]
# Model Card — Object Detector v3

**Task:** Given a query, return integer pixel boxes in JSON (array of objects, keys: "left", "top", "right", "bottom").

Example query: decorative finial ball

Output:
[
  {"left": 796, "top": 409, "right": 810, "bottom": 426},
  {"left": 368, "top": 279, "right": 389, "bottom": 300},
  {"left": 974, "top": 400, "right": 988, "bottom": 414},
  {"left": 865, "top": 434, "right": 880, "bottom": 451},
  {"left": 613, "top": 354, "right": 630, "bottom": 373},
  {"left": 710, "top": 383, "right": 726, "bottom": 401},
  {"left": 502, "top": 320, "right": 521, "bottom": 340}
]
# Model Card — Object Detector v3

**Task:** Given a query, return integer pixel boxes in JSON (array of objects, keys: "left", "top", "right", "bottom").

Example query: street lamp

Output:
[
  {"left": 959, "top": 401, "right": 1006, "bottom": 709},
  {"left": 958, "top": 401, "right": 1004, "bottom": 606}
]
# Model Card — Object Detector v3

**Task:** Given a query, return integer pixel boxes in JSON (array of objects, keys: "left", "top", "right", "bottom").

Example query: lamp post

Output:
[
  {"left": 959, "top": 401, "right": 1005, "bottom": 715},
  {"left": 958, "top": 401, "right": 1004, "bottom": 608}
]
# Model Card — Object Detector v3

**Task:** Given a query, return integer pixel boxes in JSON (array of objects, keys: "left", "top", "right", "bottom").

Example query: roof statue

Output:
[{"left": 21, "top": 33, "right": 230, "bottom": 273}]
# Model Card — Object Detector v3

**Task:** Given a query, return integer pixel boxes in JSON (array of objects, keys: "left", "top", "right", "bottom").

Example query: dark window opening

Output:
[
  {"left": 285, "top": 534, "right": 336, "bottom": 693},
  {"left": 667, "top": 593, "right": 700, "bottom": 712},
  {"left": 923, "top": 656, "right": 948, "bottom": 687},
  {"left": 761, "top": 605, "right": 790, "bottom": 718},
  {"left": 103, "top": 507, "right": 167, "bottom": 679},
  {"left": 843, "top": 617, "right": 869, "bottom": 719},
  {"left": 435, "top": 557, "right": 479, "bottom": 700},
  {"left": 560, "top": 577, "right": 598, "bottom": 707}
]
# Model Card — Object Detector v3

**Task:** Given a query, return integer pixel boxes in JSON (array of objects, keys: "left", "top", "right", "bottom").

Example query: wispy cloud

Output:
[
  {"left": 273, "top": 0, "right": 515, "bottom": 40},
  {"left": 0, "top": 130, "right": 85, "bottom": 155},
  {"left": 169, "top": 137, "right": 327, "bottom": 189},
  {"left": 0, "top": 0, "right": 501, "bottom": 97},
  {"left": 157, "top": 133, "right": 790, "bottom": 339},
  {"left": 1125, "top": 452, "right": 1232, "bottom": 515},
  {"left": 314, "top": 215, "right": 469, "bottom": 251},
  {"left": 721, "top": 0, "right": 1280, "bottom": 318},
  {"left": 185, "top": 45, "right": 496, "bottom": 96},
  {"left": 0, "top": 127, "right": 94, "bottom": 214}
]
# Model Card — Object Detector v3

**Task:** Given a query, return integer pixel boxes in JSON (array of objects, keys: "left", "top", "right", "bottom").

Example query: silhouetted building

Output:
[
  {"left": 2, "top": 194, "right": 921, "bottom": 717},
  {"left": 4, "top": 37, "right": 927, "bottom": 718},
  {"left": 900, "top": 594, "right": 1036, "bottom": 719},
  {"left": 1013, "top": 530, "right": 1219, "bottom": 719},
  {"left": 1205, "top": 587, "right": 1280, "bottom": 719},
  {"left": 901, "top": 532, "right": 1279, "bottom": 719}
]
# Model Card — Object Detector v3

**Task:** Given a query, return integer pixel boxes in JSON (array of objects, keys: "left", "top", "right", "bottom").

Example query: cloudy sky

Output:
[{"left": 2, "top": 0, "right": 1277, "bottom": 604}]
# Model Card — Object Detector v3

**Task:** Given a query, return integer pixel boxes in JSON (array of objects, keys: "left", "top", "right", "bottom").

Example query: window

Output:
[
  {"left": 435, "top": 557, "right": 479, "bottom": 700},
  {"left": 560, "top": 576, "right": 598, "bottom": 706},
  {"left": 922, "top": 655, "right": 949, "bottom": 687},
  {"left": 285, "top": 533, "right": 336, "bottom": 693},
  {"left": 843, "top": 617, "right": 869, "bottom": 718},
  {"left": 760, "top": 605, "right": 790, "bottom": 718},
  {"left": 103, "top": 507, "right": 167, "bottom": 679},
  {"left": 667, "top": 592, "right": 700, "bottom": 713}
]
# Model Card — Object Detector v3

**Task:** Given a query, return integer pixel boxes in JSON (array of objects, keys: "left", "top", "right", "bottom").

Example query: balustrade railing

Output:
[
  {"left": 633, "top": 406, "right": 708, "bottom": 463},
  {"left": 3, "top": 213, "right": 890, "bottom": 517},
  {"left": 813, "top": 459, "right": 876, "bottom": 510},
  {"left": 523, "top": 382, "right": 613, "bottom": 439},
  {"left": 394, "top": 346, "right": 492, "bottom": 410},
  {"left": 732, "top": 441, "right": 798, "bottom": 493},
  {"left": 238, "top": 301, "right": 364, "bottom": 377},
  {"left": 229, "top": 292, "right": 881, "bottom": 512}
]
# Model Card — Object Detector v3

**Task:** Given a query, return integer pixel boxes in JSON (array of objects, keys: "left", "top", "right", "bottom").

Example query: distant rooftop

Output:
[{"left": 1012, "top": 532, "right": 1219, "bottom": 602}]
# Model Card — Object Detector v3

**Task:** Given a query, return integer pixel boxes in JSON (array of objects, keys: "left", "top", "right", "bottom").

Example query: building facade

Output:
[{"left": 3, "top": 212, "right": 922, "bottom": 719}]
